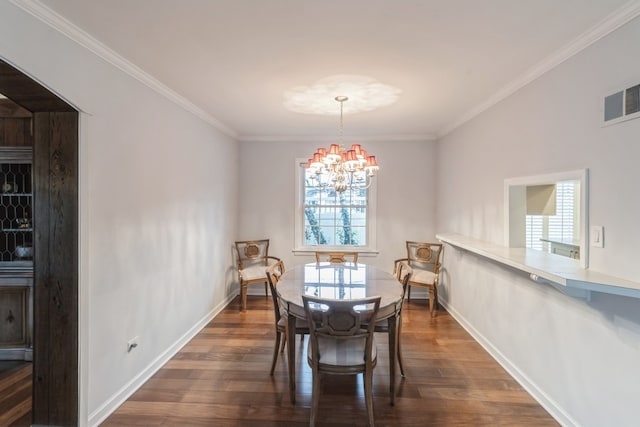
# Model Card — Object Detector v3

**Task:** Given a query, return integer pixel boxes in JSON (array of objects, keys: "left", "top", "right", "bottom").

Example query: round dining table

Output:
[{"left": 276, "top": 262, "right": 404, "bottom": 405}]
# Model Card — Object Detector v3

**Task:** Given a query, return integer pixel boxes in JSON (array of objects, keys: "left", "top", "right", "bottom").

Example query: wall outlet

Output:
[
  {"left": 590, "top": 226, "right": 604, "bottom": 248},
  {"left": 127, "top": 336, "right": 139, "bottom": 353}
]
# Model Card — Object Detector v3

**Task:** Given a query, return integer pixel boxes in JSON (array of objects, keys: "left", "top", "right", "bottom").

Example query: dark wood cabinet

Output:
[{"left": 0, "top": 146, "right": 33, "bottom": 360}]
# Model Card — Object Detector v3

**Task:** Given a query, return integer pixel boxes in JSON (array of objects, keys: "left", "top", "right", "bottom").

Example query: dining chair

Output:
[
  {"left": 266, "top": 260, "right": 309, "bottom": 375},
  {"left": 370, "top": 263, "right": 412, "bottom": 380},
  {"left": 314, "top": 251, "right": 359, "bottom": 264},
  {"left": 303, "top": 294, "right": 381, "bottom": 427},
  {"left": 394, "top": 241, "right": 443, "bottom": 317},
  {"left": 234, "top": 239, "right": 280, "bottom": 311}
]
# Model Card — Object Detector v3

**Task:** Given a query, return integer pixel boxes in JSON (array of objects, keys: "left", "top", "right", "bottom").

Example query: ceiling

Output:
[{"left": 33, "top": 0, "right": 635, "bottom": 141}]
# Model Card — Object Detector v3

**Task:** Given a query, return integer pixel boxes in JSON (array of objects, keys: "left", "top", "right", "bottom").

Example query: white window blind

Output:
[{"left": 526, "top": 180, "right": 576, "bottom": 253}]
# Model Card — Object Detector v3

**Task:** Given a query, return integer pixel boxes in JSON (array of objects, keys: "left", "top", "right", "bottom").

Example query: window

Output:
[
  {"left": 294, "top": 160, "right": 376, "bottom": 252},
  {"left": 526, "top": 180, "right": 578, "bottom": 254},
  {"left": 505, "top": 169, "right": 588, "bottom": 267}
]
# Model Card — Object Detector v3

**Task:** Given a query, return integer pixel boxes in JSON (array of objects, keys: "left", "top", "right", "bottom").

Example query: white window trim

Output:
[
  {"left": 293, "top": 158, "right": 377, "bottom": 254},
  {"left": 504, "top": 169, "right": 588, "bottom": 268}
]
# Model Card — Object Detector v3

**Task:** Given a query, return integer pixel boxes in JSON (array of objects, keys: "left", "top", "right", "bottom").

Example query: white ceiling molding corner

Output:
[
  {"left": 437, "top": 0, "right": 640, "bottom": 139},
  {"left": 11, "top": 0, "right": 239, "bottom": 140}
]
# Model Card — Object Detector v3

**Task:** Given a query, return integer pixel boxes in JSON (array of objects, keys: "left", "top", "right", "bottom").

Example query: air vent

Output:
[
  {"left": 625, "top": 84, "right": 640, "bottom": 115},
  {"left": 603, "top": 83, "right": 640, "bottom": 126}
]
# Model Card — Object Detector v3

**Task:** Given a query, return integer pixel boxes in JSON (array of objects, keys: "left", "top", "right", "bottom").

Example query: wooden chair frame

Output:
[
  {"left": 303, "top": 294, "right": 381, "bottom": 427},
  {"left": 394, "top": 241, "right": 443, "bottom": 317},
  {"left": 371, "top": 264, "right": 412, "bottom": 378},
  {"left": 266, "top": 261, "right": 309, "bottom": 375},
  {"left": 234, "top": 239, "right": 280, "bottom": 311}
]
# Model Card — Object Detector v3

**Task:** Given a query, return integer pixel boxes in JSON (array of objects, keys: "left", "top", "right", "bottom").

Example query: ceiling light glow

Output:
[{"left": 284, "top": 75, "right": 401, "bottom": 115}]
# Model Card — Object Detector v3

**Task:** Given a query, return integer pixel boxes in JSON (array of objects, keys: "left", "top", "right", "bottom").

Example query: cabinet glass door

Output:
[{"left": 0, "top": 159, "right": 32, "bottom": 263}]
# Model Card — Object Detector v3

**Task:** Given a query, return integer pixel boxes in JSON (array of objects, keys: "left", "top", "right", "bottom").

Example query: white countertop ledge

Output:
[{"left": 436, "top": 233, "right": 640, "bottom": 300}]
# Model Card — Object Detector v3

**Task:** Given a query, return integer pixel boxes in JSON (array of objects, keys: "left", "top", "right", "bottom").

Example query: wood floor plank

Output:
[
  {"left": 0, "top": 362, "right": 32, "bottom": 427},
  {"left": 100, "top": 296, "right": 558, "bottom": 426}
]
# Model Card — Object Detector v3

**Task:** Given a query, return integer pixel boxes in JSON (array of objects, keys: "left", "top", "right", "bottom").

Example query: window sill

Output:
[{"left": 437, "top": 232, "right": 640, "bottom": 300}]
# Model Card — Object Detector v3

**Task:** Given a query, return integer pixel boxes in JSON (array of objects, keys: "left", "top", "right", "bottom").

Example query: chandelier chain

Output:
[{"left": 337, "top": 95, "right": 346, "bottom": 145}]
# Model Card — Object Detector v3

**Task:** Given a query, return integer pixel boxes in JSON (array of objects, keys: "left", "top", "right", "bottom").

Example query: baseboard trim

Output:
[
  {"left": 88, "top": 293, "right": 237, "bottom": 427},
  {"left": 439, "top": 299, "right": 578, "bottom": 427}
]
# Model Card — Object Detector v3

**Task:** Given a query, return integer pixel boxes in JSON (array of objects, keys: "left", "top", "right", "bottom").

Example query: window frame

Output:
[
  {"left": 293, "top": 158, "right": 377, "bottom": 254},
  {"left": 504, "top": 169, "right": 588, "bottom": 268}
]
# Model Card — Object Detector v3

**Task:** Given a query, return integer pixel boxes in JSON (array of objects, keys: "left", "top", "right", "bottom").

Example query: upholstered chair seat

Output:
[
  {"left": 411, "top": 268, "right": 436, "bottom": 285},
  {"left": 239, "top": 264, "right": 269, "bottom": 282}
]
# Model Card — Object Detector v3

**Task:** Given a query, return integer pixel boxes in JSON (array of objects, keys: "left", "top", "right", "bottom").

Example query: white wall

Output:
[
  {"left": 436, "top": 16, "right": 640, "bottom": 427},
  {"left": 238, "top": 139, "right": 437, "bottom": 274},
  {"left": 0, "top": 3, "right": 239, "bottom": 425}
]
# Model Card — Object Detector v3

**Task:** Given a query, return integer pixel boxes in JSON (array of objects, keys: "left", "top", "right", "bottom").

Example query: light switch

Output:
[{"left": 590, "top": 225, "right": 604, "bottom": 248}]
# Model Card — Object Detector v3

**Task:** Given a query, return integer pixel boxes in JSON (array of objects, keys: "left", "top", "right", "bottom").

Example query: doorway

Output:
[{"left": 0, "top": 59, "right": 79, "bottom": 426}]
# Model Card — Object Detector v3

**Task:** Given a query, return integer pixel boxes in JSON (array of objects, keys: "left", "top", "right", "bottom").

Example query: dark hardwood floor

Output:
[
  {"left": 102, "top": 296, "right": 558, "bottom": 426},
  {"left": 0, "top": 361, "right": 32, "bottom": 426}
]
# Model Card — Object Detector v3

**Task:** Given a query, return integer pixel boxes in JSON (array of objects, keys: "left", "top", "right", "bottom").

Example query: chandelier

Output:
[{"left": 306, "top": 96, "right": 379, "bottom": 193}]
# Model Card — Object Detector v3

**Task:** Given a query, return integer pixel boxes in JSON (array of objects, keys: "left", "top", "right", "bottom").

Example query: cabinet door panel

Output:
[{"left": 0, "top": 287, "right": 27, "bottom": 347}]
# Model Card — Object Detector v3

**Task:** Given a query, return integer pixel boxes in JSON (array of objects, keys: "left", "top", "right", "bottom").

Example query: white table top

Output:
[{"left": 277, "top": 262, "right": 402, "bottom": 319}]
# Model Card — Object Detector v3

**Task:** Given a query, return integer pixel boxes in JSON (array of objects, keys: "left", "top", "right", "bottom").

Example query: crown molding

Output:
[
  {"left": 239, "top": 133, "right": 437, "bottom": 143},
  {"left": 12, "top": 0, "right": 640, "bottom": 143},
  {"left": 438, "top": 0, "right": 640, "bottom": 139},
  {"left": 10, "top": 0, "right": 238, "bottom": 139}
]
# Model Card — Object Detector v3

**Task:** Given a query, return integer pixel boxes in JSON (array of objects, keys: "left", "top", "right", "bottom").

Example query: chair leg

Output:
[
  {"left": 280, "top": 332, "right": 287, "bottom": 353},
  {"left": 433, "top": 285, "right": 438, "bottom": 311},
  {"left": 428, "top": 285, "right": 437, "bottom": 317},
  {"left": 264, "top": 281, "right": 268, "bottom": 298},
  {"left": 310, "top": 368, "right": 320, "bottom": 427},
  {"left": 364, "top": 369, "right": 375, "bottom": 426},
  {"left": 407, "top": 284, "right": 411, "bottom": 302},
  {"left": 270, "top": 331, "right": 281, "bottom": 376},
  {"left": 240, "top": 283, "right": 248, "bottom": 311},
  {"left": 397, "top": 317, "right": 405, "bottom": 377}
]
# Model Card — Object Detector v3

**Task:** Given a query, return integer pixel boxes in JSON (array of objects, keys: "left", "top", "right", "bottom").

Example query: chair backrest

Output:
[
  {"left": 303, "top": 295, "right": 381, "bottom": 366},
  {"left": 235, "top": 239, "right": 270, "bottom": 269},
  {"left": 405, "top": 241, "right": 443, "bottom": 274},
  {"left": 314, "top": 251, "right": 359, "bottom": 264},
  {"left": 266, "top": 260, "right": 286, "bottom": 322}
]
